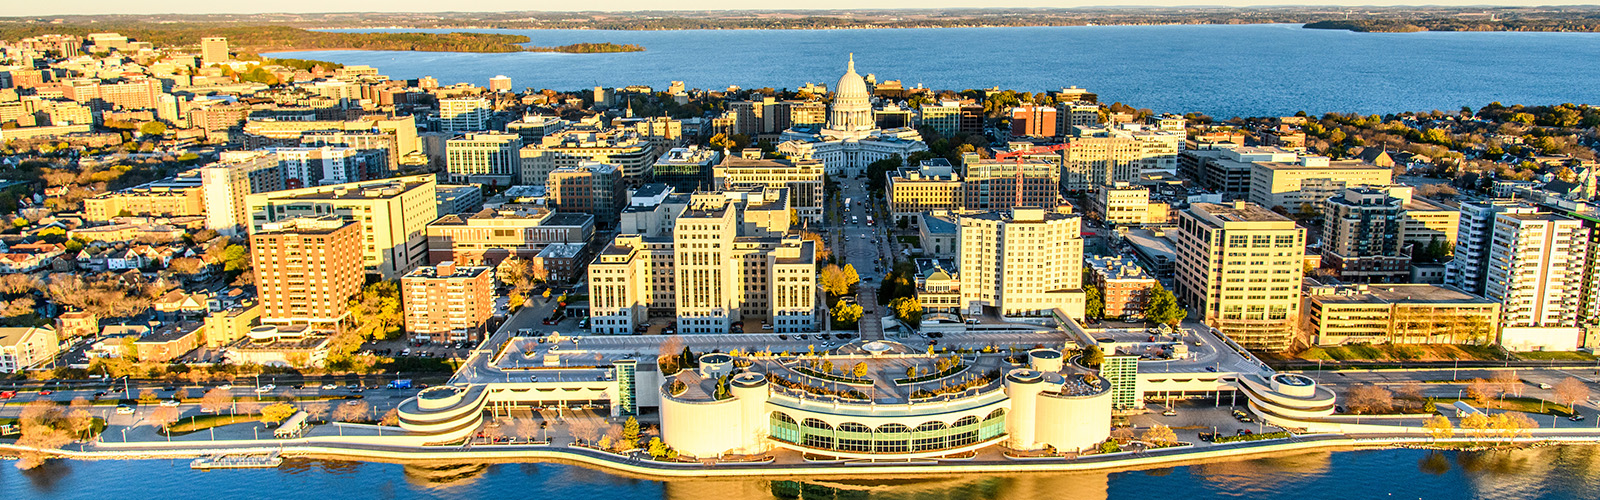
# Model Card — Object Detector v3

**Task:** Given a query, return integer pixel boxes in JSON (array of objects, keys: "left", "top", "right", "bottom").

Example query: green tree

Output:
[
  {"left": 139, "top": 121, "right": 168, "bottom": 137},
  {"left": 220, "top": 244, "right": 250, "bottom": 272},
  {"left": 1144, "top": 284, "right": 1186, "bottom": 326},
  {"left": 1081, "top": 345, "right": 1104, "bottom": 368},
  {"left": 889, "top": 296, "right": 923, "bottom": 326},
  {"left": 622, "top": 416, "right": 640, "bottom": 445},
  {"left": 1084, "top": 283, "right": 1104, "bottom": 320},
  {"left": 831, "top": 302, "right": 864, "bottom": 328}
]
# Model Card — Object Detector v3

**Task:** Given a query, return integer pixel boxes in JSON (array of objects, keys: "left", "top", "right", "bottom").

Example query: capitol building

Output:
[{"left": 778, "top": 55, "right": 928, "bottom": 176}]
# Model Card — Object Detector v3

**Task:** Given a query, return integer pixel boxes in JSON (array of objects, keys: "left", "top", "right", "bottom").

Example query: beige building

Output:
[
  {"left": 1485, "top": 213, "right": 1592, "bottom": 328},
  {"left": 1304, "top": 283, "right": 1499, "bottom": 346},
  {"left": 1175, "top": 202, "right": 1306, "bottom": 351},
  {"left": 201, "top": 151, "right": 286, "bottom": 235},
  {"left": 0, "top": 326, "right": 58, "bottom": 373},
  {"left": 1248, "top": 157, "right": 1392, "bottom": 212},
  {"left": 520, "top": 129, "right": 658, "bottom": 187},
  {"left": 203, "top": 301, "right": 262, "bottom": 348},
  {"left": 958, "top": 208, "right": 1086, "bottom": 319},
  {"left": 1091, "top": 182, "right": 1169, "bottom": 226},
  {"left": 426, "top": 205, "right": 595, "bottom": 266},
  {"left": 1063, "top": 125, "right": 1182, "bottom": 191},
  {"left": 403, "top": 261, "right": 496, "bottom": 343},
  {"left": 439, "top": 96, "right": 491, "bottom": 133},
  {"left": 251, "top": 217, "right": 364, "bottom": 328},
  {"left": 446, "top": 133, "right": 522, "bottom": 186},
  {"left": 713, "top": 151, "right": 826, "bottom": 222},
  {"left": 888, "top": 159, "right": 963, "bottom": 224},
  {"left": 85, "top": 178, "right": 206, "bottom": 222},
  {"left": 589, "top": 189, "right": 816, "bottom": 335},
  {"left": 200, "top": 36, "right": 229, "bottom": 66},
  {"left": 246, "top": 174, "right": 437, "bottom": 279}
]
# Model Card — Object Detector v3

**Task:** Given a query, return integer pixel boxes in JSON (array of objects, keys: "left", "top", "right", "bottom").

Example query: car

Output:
[
  {"left": 346, "top": 383, "right": 361, "bottom": 389},
  {"left": 1205, "top": 366, "right": 1218, "bottom": 372},
  {"left": 778, "top": 335, "right": 789, "bottom": 340},
  {"left": 1162, "top": 409, "right": 1178, "bottom": 416},
  {"left": 798, "top": 334, "right": 809, "bottom": 340},
  {"left": 162, "top": 385, "right": 176, "bottom": 391},
  {"left": 1236, "top": 429, "right": 1254, "bottom": 436},
  {"left": 1571, "top": 413, "right": 1586, "bottom": 421},
  {"left": 115, "top": 405, "right": 135, "bottom": 414},
  {"left": 1538, "top": 383, "right": 1554, "bottom": 390},
  {"left": 160, "top": 399, "right": 181, "bottom": 407},
  {"left": 761, "top": 323, "right": 772, "bottom": 331},
  {"left": 0, "top": 390, "right": 15, "bottom": 399},
  {"left": 255, "top": 384, "right": 276, "bottom": 393},
  {"left": 345, "top": 400, "right": 362, "bottom": 406},
  {"left": 292, "top": 384, "right": 305, "bottom": 390},
  {"left": 322, "top": 383, "right": 338, "bottom": 390},
  {"left": 216, "top": 384, "right": 232, "bottom": 390}
]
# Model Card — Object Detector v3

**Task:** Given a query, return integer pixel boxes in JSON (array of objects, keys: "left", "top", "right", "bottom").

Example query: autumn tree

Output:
[
  {"left": 1461, "top": 412, "right": 1492, "bottom": 440},
  {"left": 1467, "top": 378, "right": 1501, "bottom": 407},
  {"left": 15, "top": 401, "right": 72, "bottom": 469},
  {"left": 831, "top": 302, "right": 864, "bottom": 327},
  {"left": 67, "top": 397, "right": 95, "bottom": 441},
  {"left": 1142, "top": 424, "right": 1178, "bottom": 447},
  {"left": 1345, "top": 384, "right": 1394, "bottom": 414},
  {"left": 1423, "top": 415, "right": 1455, "bottom": 440},
  {"left": 622, "top": 416, "right": 641, "bottom": 446},
  {"left": 380, "top": 408, "right": 400, "bottom": 426},
  {"left": 1489, "top": 412, "right": 1537, "bottom": 441},
  {"left": 333, "top": 401, "right": 371, "bottom": 423},
  {"left": 658, "top": 335, "right": 684, "bottom": 375},
  {"left": 1491, "top": 370, "right": 1521, "bottom": 398},
  {"left": 819, "top": 264, "right": 851, "bottom": 297},
  {"left": 349, "top": 280, "right": 403, "bottom": 341},
  {"left": 148, "top": 405, "right": 182, "bottom": 431},
  {"left": 853, "top": 362, "right": 869, "bottom": 378},
  {"left": 1554, "top": 377, "right": 1590, "bottom": 412},
  {"left": 260, "top": 402, "right": 297, "bottom": 426},
  {"left": 1084, "top": 283, "right": 1105, "bottom": 320},
  {"left": 1110, "top": 426, "right": 1136, "bottom": 444},
  {"left": 200, "top": 387, "right": 232, "bottom": 413},
  {"left": 302, "top": 402, "right": 332, "bottom": 423},
  {"left": 889, "top": 297, "right": 923, "bottom": 326}
]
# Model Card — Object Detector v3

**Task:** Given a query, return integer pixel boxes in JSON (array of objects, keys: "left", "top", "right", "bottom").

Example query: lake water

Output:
[
  {"left": 266, "top": 24, "right": 1600, "bottom": 119},
  {"left": 5, "top": 447, "right": 1600, "bottom": 499}
]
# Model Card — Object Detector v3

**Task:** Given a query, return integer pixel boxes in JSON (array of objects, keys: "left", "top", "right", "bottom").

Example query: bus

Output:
[{"left": 844, "top": 198, "right": 852, "bottom": 211}]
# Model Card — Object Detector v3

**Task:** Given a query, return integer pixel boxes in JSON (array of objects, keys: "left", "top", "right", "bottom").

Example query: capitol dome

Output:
[{"left": 827, "top": 53, "right": 874, "bottom": 138}]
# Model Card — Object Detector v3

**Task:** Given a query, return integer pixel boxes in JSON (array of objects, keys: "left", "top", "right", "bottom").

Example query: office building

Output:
[
  {"left": 1179, "top": 146, "right": 1300, "bottom": 201},
  {"left": 245, "top": 175, "right": 438, "bottom": 279},
  {"left": 713, "top": 151, "right": 826, "bottom": 223},
  {"left": 1091, "top": 182, "right": 1169, "bottom": 226},
  {"left": 446, "top": 133, "right": 523, "bottom": 186},
  {"left": 439, "top": 96, "right": 491, "bottom": 133},
  {"left": 1248, "top": 157, "right": 1392, "bottom": 212},
  {"left": 242, "top": 115, "right": 421, "bottom": 162},
  {"left": 1009, "top": 105, "right": 1057, "bottom": 138},
  {"left": 961, "top": 155, "right": 1061, "bottom": 211},
  {"left": 1063, "top": 126, "right": 1181, "bottom": 191},
  {"left": 549, "top": 162, "right": 628, "bottom": 226},
  {"left": 520, "top": 129, "right": 657, "bottom": 187},
  {"left": 200, "top": 151, "right": 286, "bottom": 235},
  {"left": 426, "top": 205, "right": 595, "bottom": 266},
  {"left": 1304, "top": 283, "right": 1499, "bottom": 346},
  {"left": 402, "top": 261, "right": 496, "bottom": 343},
  {"left": 888, "top": 159, "right": 964, "bottom": 224},
  {"left": 200, "top": 37, "right": 228, "bottom": 66},
  {"left": 251, "top": 216, "right": 364, "bottom": 327},
  {"left": 1175, "top": 202, "right": 1306, "bottom": 351},
  {"left": 958, "top": 208, "right": 1086, "bottom": 319},
  {"left": 506, "top": 115, "right": 569, "bottom": 143},
  {"left": 1484, "top": 213, "right": 1592, "bottom": 328},
  {"left": 435, "top": 184, "right": 484, "bottom": 217},
  {"left": 272, "top": 146, "right": 384, "bottom": 188},
  {"left": 653, "top": 146, "right": 721, "bottom": 193},
  {"left": 1448, "top": 199, "right": 1538, "bottom": 296}
]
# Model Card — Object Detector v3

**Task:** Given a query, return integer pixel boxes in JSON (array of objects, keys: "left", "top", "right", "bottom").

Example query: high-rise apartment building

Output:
[
  {"left": 1320, "top": 187, "right": 1408, "bottom": 283},
  {"left": 1484, "top": 213, "right": 1592, "bottom": 328},
  {"left": 520, "top": 130, "right": 657, "bottom": 188},
  {"left": 200, "top": 37, "right": 228, "bottom": 66},
  {"left": 200, "top": 151, "right": 285, "bottom": 235},
  {"left": 1086, "top": 256, "right": 1158, "bottom": 319},
  {"left": 438, "top": 96, "right": 491, "bottom": 133},
  {"left": 402, "top": 261, "right": 496, "bottom": 343},
  {"left": 271, "top": 146, "right": 384, "bottom": 188},
  {"left": 958, "top": 208, "right": 1086, "bottom": 319},
  {"left": 1055, "top": 102, "right": 1102, "bottom": 131},
  {"left": 251, "top": 216, "right": 364, "bottom": 327},
  {"left": 488, "top": 75, "right": 512, "bottom": 92},
  {"left": 1175, "top": 202, "right": 1306, "bottom": 352},
  {"left": 445, "top": 133, "right": 523, "bottom": 186},
  {"left": 1447, "top": 199, "right": 1538, "bottom": 296},
  {"left": 245, "top": 175, "right": 438, "bottom": 279}
]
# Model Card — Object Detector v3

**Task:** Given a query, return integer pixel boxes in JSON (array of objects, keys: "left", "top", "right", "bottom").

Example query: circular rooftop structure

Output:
[{"left": 416, "top": 386, "right": 466, "bottom": 410}]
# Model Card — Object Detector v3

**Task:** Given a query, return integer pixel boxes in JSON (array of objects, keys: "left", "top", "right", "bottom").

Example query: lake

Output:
[
  {"left": 266, "top": 24, "right": 1600, "bottom": 119},
  {"left": 5, "top": 447, "right": 1600, "bottom": 499}
]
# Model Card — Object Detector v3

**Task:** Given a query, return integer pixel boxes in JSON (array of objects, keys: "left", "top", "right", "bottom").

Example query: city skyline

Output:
[{"left": 7, "top": 2, "right": 1598, "bottom": 16}]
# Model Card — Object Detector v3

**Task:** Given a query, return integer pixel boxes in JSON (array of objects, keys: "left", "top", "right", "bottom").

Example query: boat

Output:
[{"left": 190, "top": 451, "right": 284, "bottom": 469}]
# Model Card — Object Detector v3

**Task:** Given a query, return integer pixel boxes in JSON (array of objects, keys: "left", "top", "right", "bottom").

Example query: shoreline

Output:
[
  {"left": 8, "top": 434, "right": 1598, "bottom": 478},
  {"left": 302, "top": 22, "right": 1600, "bottom": 35}
]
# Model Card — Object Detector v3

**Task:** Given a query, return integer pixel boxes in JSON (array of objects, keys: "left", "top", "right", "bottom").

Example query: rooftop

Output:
[{"left": 1307, "top": 283, "right": 1496, "bottom": 305}]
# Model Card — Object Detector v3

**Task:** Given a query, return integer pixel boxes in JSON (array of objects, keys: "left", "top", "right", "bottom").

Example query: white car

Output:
[
  {"left": 322, "top": 383, "right": 338, "bottom": 390},
  {"left": 254, "top": 384, "right": 276, "bottom": 393},
  {"left": 216, "top": 383, "right": 233, "bottom": 390},
  {"left": 160, "top": 399, "right": 181, "bottom": 407},
  {"left": 115, "top": 405, "right": 135, "bottom": 414}
]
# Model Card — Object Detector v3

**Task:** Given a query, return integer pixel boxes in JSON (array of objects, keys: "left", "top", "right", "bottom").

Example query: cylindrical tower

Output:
[
  {"left": 1028, "top": 348, "right": 1064, "bottom": 373},
  {"left": 1004, "top": 369, "right": 1044, "bottom": 450},
  {"left": 730, "top": 372, "right": 770, "bottom": 453}
]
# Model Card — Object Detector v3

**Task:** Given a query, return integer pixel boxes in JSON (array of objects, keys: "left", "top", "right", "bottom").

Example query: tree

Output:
[
  {"left": 831, "top": 302, "right": 864, "bottom": 327},
  {"left": 853, "top": 362, "right": 869, "bottom": 378},
  {"left": 1396, "top": 381, "right": 1425, "bottom": 403},
  {"left": 380, "top": 408, "right": 400, "bottom": 426},
  {"left": 1554, "top": 377, "right": 1590, "bottom": 412},
  {"left": 1141, "top": 424, "right": 1178, "bottom": 447},
  {"left": 789, "top": 208, "right": 800, "bottom": 228},
  {"left": 1080, "top": 345, "right": 1104, "bottom": 368},
  {"left": 138, "top": 388, "right": 158, "bottom": 404},
  {"left": 15, "top": 401, "right": 72, "bottom": 469},
  {"left": 139, "top": 121, "right": 168, "bottom": 137},
  {"left": 302, "top": 402, "right": 332, "bottom": 422},
  {"left": 1491, "top": 370, "right": 1521, "bottom": 398},
  {"left": 167, "top": 257, "right": 206, "bottom": 275},
  {"left": 1110, "top": 426, "right": 1136, "bottom": 444},
  {"left": 889, "top": 297, "right": 923, "bottom": 326},
  {"left": 67, "top": 397, "right": 95, "bottom": 441},
  {"left": 349, "top": 280, "right": 404, "bottom": 341},
  {"left": 260, "top": 403, "right": 297, "bottom": 426},
  {"left": 622, "top": 416, "right": 641, "bottom": 446},
  {"left": 1144, "top": 284, "right": 1186, "bottom": 326},
  {"left": 1461, "top": 412, "right": 1492, "bottom": 440},
  {"left": 200, "top": 388, "right": 232, "bottom": 413},
  {"left": 333, "top": 401, "right": 371, "bottom": 423},
  {"left": 1423, "top": 415, "right": 1455, "bottom": 440},
  {"left": 1345, "top": 384, "right": 1394, "bottom": 414},
  {"left": 840, "top": 264, "right": 860, "bottom": 289},
  {"left": 1490, "top": 412, "right": 1537, "bottom": 441},
  {"left": 1467, "top": 378, "right": 1501, "bottom": 407},
  {"left": 819, "top": 264, "right": 851, "bottom": 297},
  {"left": 219, "top": 244, "right": 249, "bottom": 272},
  {"left": 148, "top": 405, "right": 182, "bottom": 430},
  {"left": 658, "top": 335, "right": 684, "bottom": 375},
  {"left": 1081, "top": 283, "right": 1106, "bottom": 320},
  {"left": 647, "top": 437, "right": 668, "bottom": 458}
]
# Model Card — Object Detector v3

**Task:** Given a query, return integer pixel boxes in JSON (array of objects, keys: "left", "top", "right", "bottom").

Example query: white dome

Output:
[
  {"left": 835, "top": 55, "right": 869, "bottom": 101},
  {"left": 827, "top": 54, "right": 874, "bottom": 137}
]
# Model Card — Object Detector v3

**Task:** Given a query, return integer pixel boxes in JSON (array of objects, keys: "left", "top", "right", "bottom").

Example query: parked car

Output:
[
  {"left": 115, "top": 405, "right": 135, "bottom": 414},
  {"left": 160, "top": 399, "right": 181, "bottom": 407}
]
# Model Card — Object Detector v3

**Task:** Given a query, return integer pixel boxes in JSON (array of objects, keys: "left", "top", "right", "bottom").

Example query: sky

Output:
[{"left": 5, "top": 2, "right": 1597, "bottom": 17}]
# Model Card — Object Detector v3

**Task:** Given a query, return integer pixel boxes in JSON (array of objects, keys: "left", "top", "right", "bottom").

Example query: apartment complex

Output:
[
  {"left": 588, "top": 189, "right": 816, "bottom": 334},
  {"left": 712, "top": 152, "right": 826, "bottom": 222},
  {"left": 425, "top": 205, "right": 595, "bottom": 266},
  {"left": 445, "top": 132, "right": 523, "bottom": 186},
  {"left": 200, "top": 151, "right": 286, "bottom": 235},
  {"left": 402, "top": 261, "right": 496, "bottom": 343},
  {"left": 888, "top": 159, "right": 964, "bottom": 223},
  {"left": 1484, "top": 213, "right": 1592, "bottom": 328},
  {"left": 1320, "top": 187, "right": 1408, "bottom": 283},
  {"left": 520, "top": 129, "right": 657, "bottom": 187},
  {"left": 84, "top": 176, "right": 205, "bottom": 222},
  {"left": 916, "top": 100, "right": 984, "bottom": 137},
  {"left": 272, "top": 146, "right": 385, "bottom": 188},
  {"left": 1304, "top": 283, "right": 1499, "bottom": 346},
  {"left": 438, "top": 96, "right": 491, "bottom": 133},
  {"left": 1175, "top": 202, "right": 1306, "bottom": 351},
  {"left": 1086, "top": 256, "right": 1158, "bottom": 319},
  {"left": 245, "top": 175, "right": 438, "bottom": 278},
  {"left": 251, "top": 216, "right": 364, "bottom": 327},
  {"left": 1009, "top": 105, "right": 1057, "bottom": 138},
  {"left": 958, "top": 208, "right": 1086, "bottom": 319},
  {"left": 1062, "top": 126, "right": 1181, "bottom": 191},
  {"left": 961, "top": 155, "right": 1062, "bottom": 211},
  {"left": 549, "top": 162, "right": 628, "bottom": 226},
  {"left": 1448, "top": 199, "right": 1538, "bottom": 296},
  {"left": 0, "top": 326, "right": 59, "bottom": 373},
  {"left": 1248, "top": 157, "right": 1393, "bottom": 212}
]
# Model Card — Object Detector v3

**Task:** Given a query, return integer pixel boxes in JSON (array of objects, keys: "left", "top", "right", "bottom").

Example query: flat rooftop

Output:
[
  {"left": 1309, "top": 283, "right": 1495, "bottom": 305},
  {"left": 1191, "top": 202, "right": 1291, "bottom": 223}
]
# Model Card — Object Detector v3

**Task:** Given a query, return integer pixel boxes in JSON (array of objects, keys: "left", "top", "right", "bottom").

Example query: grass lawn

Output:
[
  {"left": 1297, "top": 344, "right": 1504, "bottom": 362},
  {"left": 164, "top": 413, "right": 263, "bottom": 435},
  {"left": 1516, "top": 351, "right": 1598, "bottom": 361},
  {"left": 1435, "top": 397, "right": 1573, "bottom": 416}
]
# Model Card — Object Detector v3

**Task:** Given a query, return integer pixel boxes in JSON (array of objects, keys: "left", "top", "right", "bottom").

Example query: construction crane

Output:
[{"left": 992, "top": 143, "right": 1070, "bottom": 208}]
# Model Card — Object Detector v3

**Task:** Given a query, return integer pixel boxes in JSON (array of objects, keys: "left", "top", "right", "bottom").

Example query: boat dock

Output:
[{"left": 190, "top": 451, "right": 284, "bottom": 469}]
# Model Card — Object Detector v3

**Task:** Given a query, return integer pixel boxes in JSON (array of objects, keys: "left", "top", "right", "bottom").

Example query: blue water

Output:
[
  {"left": 5, "top": 447, "right": 1600, "bottom": 499},
  {"left": 265, "top": 24, "right": 1600, "bottom": 119}
]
